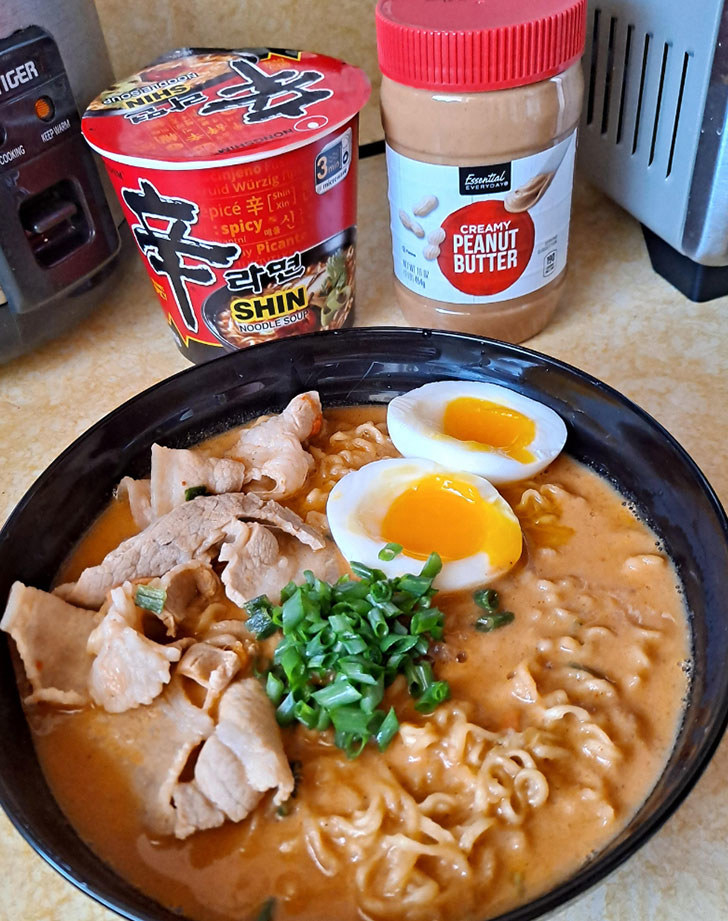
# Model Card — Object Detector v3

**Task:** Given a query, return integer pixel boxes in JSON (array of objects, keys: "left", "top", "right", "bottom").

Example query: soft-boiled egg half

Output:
[
  {"left": 386, "top": 381, "right": 567, "bottom": 485},
  {"left": 326, "top": 458, "right": 522, "bottom": 591}
]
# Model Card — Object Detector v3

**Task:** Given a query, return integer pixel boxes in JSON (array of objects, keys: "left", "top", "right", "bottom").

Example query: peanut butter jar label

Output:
[{"left": 386, "top": 131, "right": 576, "bottom": 304}]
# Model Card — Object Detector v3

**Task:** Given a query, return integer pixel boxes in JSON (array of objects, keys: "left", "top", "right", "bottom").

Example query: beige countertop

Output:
[{"left": 1, "top": 155, "right": 727, "bottom": 920}]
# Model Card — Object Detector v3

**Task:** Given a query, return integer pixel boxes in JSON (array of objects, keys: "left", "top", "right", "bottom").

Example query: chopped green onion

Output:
[
  {"left": 265, "top": 671, "right": 285, "bottom": 705},
  {"left": 275, "top": 692, "right": 297, "bottom": 727},
  {"left": 375, "top": 599, "right": 401, "bottom": 618},
  {"left": 375, "top": 707, "right": 400, "bottom": 750},
  {"left": 329, "top": 612, "right": 354, "bottom": 634},
  {"left": 245, "top": 595, "right": 278, "bottom": 640},
  {"left": 475, "top": 610, "right": 515, "bottom": 632},
  {"left": 184, "top": 485, "right": 209, "bottom": 501},
  {"left": 134, "top": 585, "right": 166, "bottom": 616},
  {"left": 340, "top": 634, "right": 368, "bottom": 655},
  {"left": 336, "top": 731, "right": 369, "bottom": 759},
  {"left": 350, "top": 561, "right": 376, "bottom": 580},
  {"left": 339, "top": 656, "right": 381, "bottom": 685},
  {"left": 405, "top": 659, "right": 433, "bottom": 698},
  {"left": 366, "top": 606, "right": 389, "bottom": 638},
  {"left": 279, "top": 645, "right": 307, "bottom": 688},
  {"left": 360, "top": 678, "right": 385, "bottom": 714},
  {"left": 281, "top": 589, "right": 305, "bottom": 630},
  {"left": 414, "top": 680, "right": 451, "bottom": 713},
  {"left": 312, "top": 678, "right": 362, "bottom": 708},
  {"left": 396, "top": 574, "right": 432, "bottom": 597},
  {"left": 257, "top": 556, "right": 451, "bottom": 756},
  {"left": 473, "top": 586, "right": 517, "bottom": 633},
  {"left": 419, "top": 552, "right": 443, "bottom": 579},
  {"left": 410, "top": 608, "right": 444, "bottom": 637},
  {"left": 378, "top": 542, "right": 403, "bottom": 561},
  {"left": 335, "top": 579, "right": 370, "bottom": 599},
  {"left": 293, "top": 699, "right": 319, "bottom": 729},
  {"left": 255, "top": 897, "right": 276, "bottom": 921},
  {"left": 474, "top": 588, "right": 500, "bottom": 611},
  {"left": 369, "top": 580, "right": 393, "bottom": 604},
  {"left": 380, "top": 633, "right": 419, "bottom": 654},
  {"left": 246, "top": 607, "right": 277, "bottom": 640}
]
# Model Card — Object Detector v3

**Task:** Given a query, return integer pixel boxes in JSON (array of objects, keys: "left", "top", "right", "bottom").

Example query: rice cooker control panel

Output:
[{"left": 0, "top": 26, "right": 119, "bottom": 316}]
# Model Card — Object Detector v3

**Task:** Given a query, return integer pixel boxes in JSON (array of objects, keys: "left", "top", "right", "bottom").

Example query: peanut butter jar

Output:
[{"left": 376, "top": 0, "right": 586, "bottom": 342}]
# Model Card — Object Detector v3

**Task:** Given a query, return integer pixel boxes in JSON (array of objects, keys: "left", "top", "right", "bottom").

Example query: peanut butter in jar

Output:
[{"left": 376, "top": 0, "right": 586, "bottom": 343}]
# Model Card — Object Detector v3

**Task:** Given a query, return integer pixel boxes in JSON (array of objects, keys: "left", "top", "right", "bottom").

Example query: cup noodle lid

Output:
[{"left": 82, "top": 48, "right": 371, "bottom": 169}]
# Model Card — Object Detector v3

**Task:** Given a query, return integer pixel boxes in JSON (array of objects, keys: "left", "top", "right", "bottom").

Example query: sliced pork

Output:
[
  {"left": 96, "top": 677, "right": 294, "bottom": 839},
  {"left": 213, "top": 679, "right": 294, "bottom": 805},
  {"left": 150, "top": 444, "right": 247, "bottom": 518},
  {"left": 227, "top": 391, "right": 322, "bottom": 499},
  {"left": 158, "top": 560, "right": 222, "bottom": 636},
  {"left": 79, "top": 679, "right": 217, "bottom": 838},
  {"left": 87, "top": 583, "right": 181, "bottom": 713},
  {"left": 116, "top": 477, "right": 153, "bottom": 529},
  {"left": 219, "top": 521, "right": 282, "bottom": 606},
  {"left": 177, "top": 641, "right": 244, "bottom": 710},
  {"left": 55, "top": 492, "right": 325, "bottom": 609},
  {"left": 0, "top": 582, "right": 100, "bottom": 707},
  {"left": 220, "top": 521, "right": 341, "bottom": 606},
  {"left": 180, "top": 679, "right": 293, "bottom": 837},
  {"left": 171, "top": 781, "right": 226, "bottom": 839},
  {"left": 193, "top": 734, "right": 264, "bottom": 824}
]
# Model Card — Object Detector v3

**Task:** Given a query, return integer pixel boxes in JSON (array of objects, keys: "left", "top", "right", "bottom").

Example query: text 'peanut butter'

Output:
[{"left": 376, "top": 0, "right": 586, "bottom": 343}]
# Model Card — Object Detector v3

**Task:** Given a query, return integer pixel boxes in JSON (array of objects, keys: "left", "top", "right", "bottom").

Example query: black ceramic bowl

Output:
[{"left": 1, "top": 328, "right": 727, "bottom": 921}]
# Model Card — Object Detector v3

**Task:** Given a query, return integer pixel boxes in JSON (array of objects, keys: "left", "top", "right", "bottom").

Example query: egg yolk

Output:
[
  {"left": 442, "top": 397, "right": 536, "bottom": 463},
  {"left": 380, "top": 473, "right": 522, "bottom": 565}
]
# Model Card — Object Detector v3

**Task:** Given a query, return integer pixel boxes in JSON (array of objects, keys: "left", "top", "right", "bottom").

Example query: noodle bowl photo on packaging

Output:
[{"left": 0, "top": 330, "right": 727, "bottom": 921}]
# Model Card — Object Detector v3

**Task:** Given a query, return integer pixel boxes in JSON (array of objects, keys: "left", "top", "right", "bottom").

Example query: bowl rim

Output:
[{"left": 1, "top": 326, "right": 727, "bottom": 921}]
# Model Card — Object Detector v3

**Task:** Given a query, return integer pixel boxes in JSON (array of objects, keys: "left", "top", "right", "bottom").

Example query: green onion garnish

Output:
[
  {"left": 378, "top": 542, "right": 403, "bottom": 561},
  {"left": 414, "top": 680, "right": 451, "bottom": 713},
  {"left": 184, "top": 484, "right": 209, "bottom": 501},
  {"left": 255, "top": 553, "right": 449, "bottom": 757},
  {"left": 420, "top": 552, "right": 443, "bottom": 580},
  {"left": 474, "top": 588, "right": 499, "bottom": 611},
  {"left": 375, "top": 707, "right": 399, "bottom": 750},
  {"left": 475, "top": 610, "right": 515, "bottom": 632},
  {"left": 473, "top": 587, "right": 515, "bottom": 632},
  {"left": 245, "top": 596, "right": 278, "bottom": 639},
  {"left": 255, "top": 898, "right": 276, "bottom": 921},
  {"left": 266, "top": 671, "right": 285, "bottom": 705},
  {"left": 134, "top": 585, "right": 166, "bottom": 615}
]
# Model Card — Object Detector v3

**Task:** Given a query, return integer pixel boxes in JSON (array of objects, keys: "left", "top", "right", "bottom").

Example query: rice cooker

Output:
[{"left": 0, "top": 0, "right": 128, "bottom": 363}]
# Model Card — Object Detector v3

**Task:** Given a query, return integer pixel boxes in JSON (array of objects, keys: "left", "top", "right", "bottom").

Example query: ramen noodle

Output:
[{"left": 9, "top": 405, "right": 689, "bottom": 921}]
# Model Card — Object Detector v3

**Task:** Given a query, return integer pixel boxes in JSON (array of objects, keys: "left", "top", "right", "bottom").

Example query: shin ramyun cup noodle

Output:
[{"left": 82, "top": 49, "right": 370, "bottom": 363}]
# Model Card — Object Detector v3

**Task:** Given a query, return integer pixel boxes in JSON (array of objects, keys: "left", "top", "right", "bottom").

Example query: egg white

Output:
[
  {"left": 326, "top": 457, "right": 522, "bottom": 591},
  {"left": 386, "top": 380, "right": 567, "bottom": 485}
]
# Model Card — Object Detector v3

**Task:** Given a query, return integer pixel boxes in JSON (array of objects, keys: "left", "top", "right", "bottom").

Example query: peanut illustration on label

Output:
[
  {"left": 427, "top": 227, "right": 446, "bottom": 246},
  {"left": 413, "top": 195, "right": 438, "bottom": 217},
  {"left": 399, "top": 209, "right": 425, "bottom": 237},
  {"left": 423, "top": 244, "right": 440, "bottom": 261}
]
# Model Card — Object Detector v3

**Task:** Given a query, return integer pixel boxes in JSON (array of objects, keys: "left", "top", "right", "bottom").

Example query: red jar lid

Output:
[{"left": 376, "top": 0, "right": 587, "bottom": 92}]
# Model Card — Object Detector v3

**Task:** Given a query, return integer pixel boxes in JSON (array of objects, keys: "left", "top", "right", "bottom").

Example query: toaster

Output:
[{"left": 578, "top": 0, "right": 728, "bottom": 300}]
